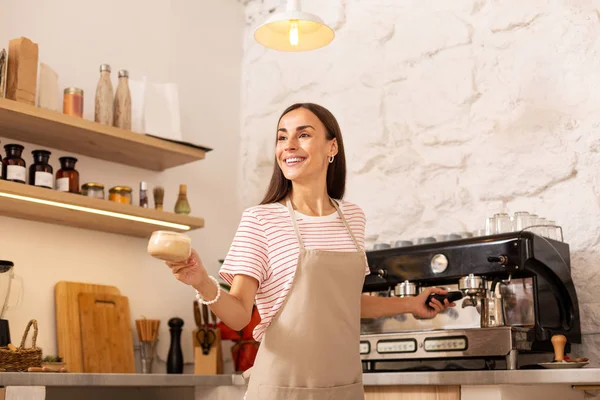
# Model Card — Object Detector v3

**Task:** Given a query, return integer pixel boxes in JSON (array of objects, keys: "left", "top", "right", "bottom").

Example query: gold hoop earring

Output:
[{"left": 328, "top": 156, "right": 334, "bottom": 164}]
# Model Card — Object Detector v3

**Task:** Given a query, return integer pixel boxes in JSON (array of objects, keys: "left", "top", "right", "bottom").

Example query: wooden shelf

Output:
[
  {"left": 0, "top": 180, "right": 204, "bottom": 238},
  {"left": 0, "top": 98, "right": 211, "bottom": 171}
]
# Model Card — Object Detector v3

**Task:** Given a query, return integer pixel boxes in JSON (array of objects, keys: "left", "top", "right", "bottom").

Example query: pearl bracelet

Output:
[{"left": 195, "top": 276, "right": 221, "bottom": 305}]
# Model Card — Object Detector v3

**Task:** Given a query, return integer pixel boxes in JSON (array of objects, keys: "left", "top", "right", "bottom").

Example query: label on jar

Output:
[
  {"left": 35, "top": 171, "right": 53, "bottom": 188},
  {"left": 7, "top": 165, "right": 26, "bottom": 182},
  {"left": 56, "top": 177, "right": 70, "bottom": 192}
]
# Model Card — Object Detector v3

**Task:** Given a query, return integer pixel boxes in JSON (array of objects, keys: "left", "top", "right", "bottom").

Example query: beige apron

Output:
[{"left": 244, "top": 197, "right": 366, "bottom": 400}]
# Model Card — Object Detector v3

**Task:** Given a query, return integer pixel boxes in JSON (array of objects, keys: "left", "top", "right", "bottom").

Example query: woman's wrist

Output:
[
  {"left": 397, "top": 295, "right": 417, "bottom": 315},
  {"left": 192, "top": 271, "right": 212, "bottom": 293}
]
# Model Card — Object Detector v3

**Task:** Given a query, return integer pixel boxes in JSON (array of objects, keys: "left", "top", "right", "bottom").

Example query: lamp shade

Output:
[{"left": 254, "top": 9, "right": 335, "bottom": 52}]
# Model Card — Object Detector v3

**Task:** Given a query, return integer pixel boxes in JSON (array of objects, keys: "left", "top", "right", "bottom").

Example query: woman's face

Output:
[{"left": 276, "top": 108, "right": 337, "bottom": 184}]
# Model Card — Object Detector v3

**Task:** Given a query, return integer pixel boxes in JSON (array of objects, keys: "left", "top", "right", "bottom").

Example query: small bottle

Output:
[
  {"left": 139, "top": 181, "right": 148, "bottom": 208},
  {"left": 94, "top": 64, "right": 114, "bottom": 125},
  {"left": 113, "top": 69, "right": 132, "bottom": 130},
  {"left": 174, "top": 184, "right": 191, "bottom": 215},
  {"left": 2, "top": 144, "right": 26, "bottom": 184},
  {"left": 56, "top": 157, "right": 80, "bottom": 193},
  {"left": 29, "top": 150, "right": 53, "bottom": 189}
]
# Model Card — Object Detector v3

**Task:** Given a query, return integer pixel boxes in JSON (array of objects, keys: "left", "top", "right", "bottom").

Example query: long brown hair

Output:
[{"left": 260, "top": 103, "right": 347, "bottom": 205}]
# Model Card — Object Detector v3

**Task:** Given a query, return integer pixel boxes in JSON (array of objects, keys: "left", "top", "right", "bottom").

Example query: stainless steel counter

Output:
[
  {"left": 2, "top": 369, "right": 600, "bottom": 388},
  {"left": 0, "top": 372, "right": 233, "bottom": 387},
  {"left": 361, "top": 369, "right": 600, "bottom": 386}
]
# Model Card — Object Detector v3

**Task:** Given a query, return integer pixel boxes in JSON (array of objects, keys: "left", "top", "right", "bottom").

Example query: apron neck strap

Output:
[
  {"left": 285, "top": 196, "right": 362, "bottom": 252},
  {"left": 330, "top": 199, "right": 362, "bottom": 252},
  {"left": 286, "top": 197, "right": 305, "bottom": 250}
]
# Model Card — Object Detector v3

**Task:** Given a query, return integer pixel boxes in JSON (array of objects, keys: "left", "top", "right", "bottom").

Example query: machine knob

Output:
[
  {"left": 430, "top": 254, "right": 448, "bottom": 274},
  {"left": 488, "top": 255, "right": 508, "bottom": 265},
  {"left": 377, "top": 269, "right": 388, "bottom": 278}
]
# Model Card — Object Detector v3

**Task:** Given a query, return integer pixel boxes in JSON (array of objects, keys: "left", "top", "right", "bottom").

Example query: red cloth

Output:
[{"left": 217, "top": 306, "right": 261, "bottom": 371}]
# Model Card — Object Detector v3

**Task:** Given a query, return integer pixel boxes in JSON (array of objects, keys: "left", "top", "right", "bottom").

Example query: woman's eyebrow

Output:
[{"left": 277, "top": 125, "right": 315, "bottom": 133}]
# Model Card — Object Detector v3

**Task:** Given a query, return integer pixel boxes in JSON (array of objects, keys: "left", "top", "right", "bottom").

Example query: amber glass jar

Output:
[
  {"left": 109, "top": 186, "right": 132, "bottom": 204},
  {"left": 29, "top": 150, "right": 53, "bottom": 189},
  {"left": 56, "top": 156, "right": 79, "bottom": 193},
  {"left": 63, "top": 87, "right": 84, "bottom": 118},
  {"left": 2, "top": 144, "right": 26, "bottom": 184}
]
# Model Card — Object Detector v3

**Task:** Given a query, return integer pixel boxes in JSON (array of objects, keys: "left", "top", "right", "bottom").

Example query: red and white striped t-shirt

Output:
[{"left": 219, "top": 200, "right": 369, "bottom": 341}]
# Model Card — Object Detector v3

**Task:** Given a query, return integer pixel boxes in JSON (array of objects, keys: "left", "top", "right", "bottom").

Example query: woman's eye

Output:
[
  {"left": 278, "top": 136, "right": 287, "bottom": 141},
  {"left": 300, "top": 132, "right": 309, "bottom": 138}
]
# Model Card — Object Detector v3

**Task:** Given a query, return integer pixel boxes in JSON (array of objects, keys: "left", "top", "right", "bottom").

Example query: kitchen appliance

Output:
[
  {"left": 360, "top": 231, "right": 581, "bottom": 371},
  {"left": 0, "top": 260, "right": 24, "bottom": 346}
]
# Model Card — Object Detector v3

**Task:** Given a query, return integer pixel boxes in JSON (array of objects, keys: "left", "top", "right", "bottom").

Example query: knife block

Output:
[{"left": 193, "top": 328, "right": 223, "bottom": 375}]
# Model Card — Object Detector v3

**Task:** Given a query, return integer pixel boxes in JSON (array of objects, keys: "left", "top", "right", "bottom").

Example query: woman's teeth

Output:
[{"left": 285, "top": 157, "right": 305, "bottom": 166}]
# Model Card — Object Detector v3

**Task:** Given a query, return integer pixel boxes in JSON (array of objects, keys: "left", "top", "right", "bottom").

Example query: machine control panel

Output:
[
  {"left": 376, "top": 339, "right": 417, "bottom": 354},
  {"left": 423, "top": 336, "right": 468, "bottom": 352},
  {"left": 360, "top": 341, "right": 370, "bottom": 355}
]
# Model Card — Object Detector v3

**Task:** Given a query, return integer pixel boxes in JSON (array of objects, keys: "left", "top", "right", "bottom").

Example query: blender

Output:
[{"left": 0, "top": 260, "right": 24, "bottom": 346}]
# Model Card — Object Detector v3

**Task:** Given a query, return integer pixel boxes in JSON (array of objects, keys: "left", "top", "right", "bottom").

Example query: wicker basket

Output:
[{"left": 0, "top": 319, "right": 42, "bottom": 372}]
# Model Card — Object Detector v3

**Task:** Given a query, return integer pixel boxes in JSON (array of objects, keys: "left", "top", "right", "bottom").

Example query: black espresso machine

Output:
[{"left": 360, "top": 231, "right": 581, "bottom": 371}]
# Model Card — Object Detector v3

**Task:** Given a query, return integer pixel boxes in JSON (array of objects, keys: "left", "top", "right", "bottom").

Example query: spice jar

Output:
[
  {"left": 63, "top": 87, "right": 84, "bottom": 118},
  {"left": 2, "top": 144, "right": 26, "bottom": 184},
  {"left": 109, "top": 186, "right": 132, "bottom": 204},
  {"left": 29, "top": 150, "right": 53, "bottom": 189},
  {"left": 139, "top": 181, "right": 148, "bottom": 207},
  {"left": 82, "top": 183, "right": 105, "bottom": 199},
  {"left": 56, "top": 156, "right": 79, "bottom": 193}
]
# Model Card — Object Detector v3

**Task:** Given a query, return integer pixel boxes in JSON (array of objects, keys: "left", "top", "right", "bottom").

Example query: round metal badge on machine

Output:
[{"left": 430, "top": 254, "right": 448, "bottom": 274}]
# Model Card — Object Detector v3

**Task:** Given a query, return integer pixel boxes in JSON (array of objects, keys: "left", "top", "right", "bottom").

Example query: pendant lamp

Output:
[{"left": 254, "top": 0, "right": 335, "bottom": 52}]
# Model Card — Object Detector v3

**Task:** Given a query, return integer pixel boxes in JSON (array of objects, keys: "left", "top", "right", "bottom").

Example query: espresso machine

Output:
[{"left": 360, "top": 231, "right": 581, "bottom": 371}]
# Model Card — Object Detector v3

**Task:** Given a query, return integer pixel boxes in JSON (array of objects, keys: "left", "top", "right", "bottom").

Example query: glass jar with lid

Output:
[
  {"left": 56, "top": 157, "right": 79, "bottom": 193},
  {"left": 63, "top": 87, "right": 84, "bottom": 118},
  {"left": 109, "top": 186, "right": 132, "bottom": 204},
  {"left": 29, "top": 150, "right": 53, "bottom": 189},
  {"left": 82, "top": 183, "right": 105, "bottom": 199},
  {"left": 2, "top": 144, "right": 26, "bottom": 184}
]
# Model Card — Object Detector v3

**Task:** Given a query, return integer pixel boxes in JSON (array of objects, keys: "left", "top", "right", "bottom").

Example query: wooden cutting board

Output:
[
  {"left": 78, "top": 292, "right": 135, "bottom": 373},
  {"left": 54, "top": 281, "right": 121, "bottom": 372}
]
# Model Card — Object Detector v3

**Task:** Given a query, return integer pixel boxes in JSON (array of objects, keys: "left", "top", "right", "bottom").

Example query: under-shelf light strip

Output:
[{"left": 0, "top": 191, "right": 190, "bottom": 231}]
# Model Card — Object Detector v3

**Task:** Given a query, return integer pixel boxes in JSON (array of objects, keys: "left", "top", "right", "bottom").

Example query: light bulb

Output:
[{"left": 289, "top": 20, "right": 299, "bottom": 46}]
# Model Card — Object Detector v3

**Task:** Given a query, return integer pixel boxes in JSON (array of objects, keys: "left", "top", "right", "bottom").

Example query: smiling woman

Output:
[
  {"left": 261, "top": 103, "right": 346, "bottom": 204},
  {"left": 164, "top": 103, "right": 454, "bottom": 400}
]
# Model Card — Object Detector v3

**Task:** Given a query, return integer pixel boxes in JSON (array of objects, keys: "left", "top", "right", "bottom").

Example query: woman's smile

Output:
[{"left": 283, "top": 156, "right": 307, "bottom": 167}]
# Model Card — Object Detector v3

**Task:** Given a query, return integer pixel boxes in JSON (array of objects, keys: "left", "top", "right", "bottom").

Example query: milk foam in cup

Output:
[{"left": 147, "top": 230, "right": 192, "bottom": 262}]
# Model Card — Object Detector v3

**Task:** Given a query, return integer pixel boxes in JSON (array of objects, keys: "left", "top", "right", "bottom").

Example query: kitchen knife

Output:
[
  {"left": 202, "top": 304, "right": 209, "bottom": 332},
  {"left": 193, "top": 300, "right": 202, "bottom": 329}
]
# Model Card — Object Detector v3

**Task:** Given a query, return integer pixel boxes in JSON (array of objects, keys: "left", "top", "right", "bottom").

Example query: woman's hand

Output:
[
  {"left": 165, "top": 249, "right": 208, "bottom": 288},
  {"left": 410, "top": 287, "right": 456, "bottom": 319}
]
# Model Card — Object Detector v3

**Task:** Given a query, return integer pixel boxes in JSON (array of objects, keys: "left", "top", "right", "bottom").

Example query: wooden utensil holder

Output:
[{"left": 193, "top": 328, "right": 223, "bottom": 375}]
